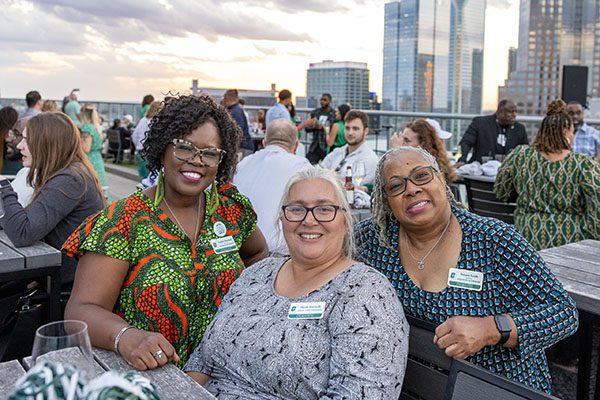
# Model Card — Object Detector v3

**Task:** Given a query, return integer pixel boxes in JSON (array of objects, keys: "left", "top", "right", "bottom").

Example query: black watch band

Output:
[{"left": 494, "top": 315, "right": 511, "bottom": 346}]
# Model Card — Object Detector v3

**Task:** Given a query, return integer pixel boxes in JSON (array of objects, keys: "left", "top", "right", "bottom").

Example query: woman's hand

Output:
[
  {"left": 433, "top": 316, "right": 499, "bottom": 359},
  {"left": 389, "top": 132, "right": 403, "bottom": 148},
  {"left": 118, "top": 328, "right": 180, "bottom": 370}
]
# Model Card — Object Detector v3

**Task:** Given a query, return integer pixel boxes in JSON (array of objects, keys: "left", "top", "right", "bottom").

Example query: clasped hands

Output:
[
  {"left": 433, "top": 316, "right": 501, "bottom": 359},
  {"left": 118, "top": 328, "right": 180, "bottom": 370}
]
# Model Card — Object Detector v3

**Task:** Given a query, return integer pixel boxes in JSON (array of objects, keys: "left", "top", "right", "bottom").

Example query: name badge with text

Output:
[
  {"left": 210, "top": 236, "right": 238, "bottom": 254},
  {"left": 288, "top": 302, "right": 326, "bottom": 320},
  {"left": 447, "top": 268, "right": 483, "bottom": 291}
]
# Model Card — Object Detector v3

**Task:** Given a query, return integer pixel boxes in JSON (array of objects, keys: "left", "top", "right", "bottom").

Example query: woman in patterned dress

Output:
[
  {"left": 64, "top": 95, "right": 268, "bottom": 370},
  {"left": 494, "top": 99, "right": 600, "bottom": 250},
  {"left": 354, "top": 146, "right": 578, "bottom": 394},
  {"left": 185, "top": 166, "right": 409, "bottom": 399},
  {"left": 78, "top": 103, "right": 107, "bottom": 187}
]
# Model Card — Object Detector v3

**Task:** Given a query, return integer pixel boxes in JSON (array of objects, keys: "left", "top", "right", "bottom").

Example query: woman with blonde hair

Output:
[
  {"left": 495, "top": 99, "right": 600, "bottom": 250},
  {"left": 41, "top": 100, "right": 59, "bottom": 112},
  {"left": 0, "top": 112, "right": 105, "bottom": 289},
  {"left": 78, "top": 103, "right": 107, "bottom": 187}
]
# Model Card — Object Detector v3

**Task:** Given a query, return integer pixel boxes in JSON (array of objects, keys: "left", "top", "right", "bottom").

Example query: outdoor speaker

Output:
[{"left": 562, "top": 66, "right": 588, "bottom": 106}]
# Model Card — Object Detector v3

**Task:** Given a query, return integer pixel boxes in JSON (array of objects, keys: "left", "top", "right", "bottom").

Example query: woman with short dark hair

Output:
[{"left": 64, "top": 95, "right": 268, "bottom": 370}]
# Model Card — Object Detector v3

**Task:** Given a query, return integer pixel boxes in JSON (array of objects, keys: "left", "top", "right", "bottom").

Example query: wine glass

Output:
[
  {"left": 353, "top": 162, "right": 366, "bottom": 187},
  {"left": 31, "top": 320, "right": 96, "bottom": 382}
]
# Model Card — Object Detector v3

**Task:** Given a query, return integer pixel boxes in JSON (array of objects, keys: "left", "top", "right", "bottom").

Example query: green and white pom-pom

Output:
[
  {"left": 9, "top": 362, "right": 160, "bottom": 400},
  {"left": 82, "top": 370, "right": 160, "bottom": 400},
  {"left": 8, "top": 361, "right": 86, "bottom": 399}
]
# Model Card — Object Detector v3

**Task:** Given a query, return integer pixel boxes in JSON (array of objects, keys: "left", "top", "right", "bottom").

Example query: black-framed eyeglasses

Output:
[
  {"left": 383, "top": 166, "right": 437, "bottom": 197},
  {"left": 171, "top": 139, "right": 226, "bottom": 167},
  {"left": 281, "top": 204, "right": 344, "bottom": 222}
]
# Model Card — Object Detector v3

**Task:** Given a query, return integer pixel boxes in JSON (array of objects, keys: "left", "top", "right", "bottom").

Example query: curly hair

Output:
[
  {"left": 404, "top": 119, "right": 457, "bottom": 182},
  {"left": 533, "top": 99, "right": 573, "bottom": 154},
  {"left": 371, "top": 147, "right": 457, "bottom": 249},
  {"left": 141, "top": 95, "right": 241, "bottom": 182}
]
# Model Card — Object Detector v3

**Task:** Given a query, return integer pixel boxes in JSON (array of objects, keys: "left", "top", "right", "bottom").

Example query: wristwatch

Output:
[{"left": 494, "top": 315, "right": 512, "bottom": 346}]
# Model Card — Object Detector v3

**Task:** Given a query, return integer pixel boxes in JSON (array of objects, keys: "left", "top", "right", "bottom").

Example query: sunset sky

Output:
[{"left": 0, "top": 0, "right": 519, "bottom": 111}]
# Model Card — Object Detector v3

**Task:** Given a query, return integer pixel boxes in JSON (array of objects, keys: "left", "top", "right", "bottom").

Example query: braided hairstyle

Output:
[
  {"left": 142, "top": 95, "right": 241, "bottom": 183},
  {"left": 533, "top": 99, "right": 573, "bottom": 154}
]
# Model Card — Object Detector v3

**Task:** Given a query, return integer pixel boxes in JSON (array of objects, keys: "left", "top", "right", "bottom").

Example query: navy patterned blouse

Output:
[{"left": 355, "top": 206, "right": 578, "bottom": 394}]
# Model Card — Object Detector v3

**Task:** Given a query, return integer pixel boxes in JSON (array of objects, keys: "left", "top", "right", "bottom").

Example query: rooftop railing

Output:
[{"left": 246, "top": 105, "right": 600, "bottom": 155}]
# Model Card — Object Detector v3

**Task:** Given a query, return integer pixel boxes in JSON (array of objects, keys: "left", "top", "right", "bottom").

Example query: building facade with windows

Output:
[
  {"left": 382, "top": 0, "right": 485, "bottom": 114},
  {"left": 498, "top": 0, "right": 600, "bottom": 115},
  {"left": 306, "top": 61, "right": 370, "bottom": 109}
]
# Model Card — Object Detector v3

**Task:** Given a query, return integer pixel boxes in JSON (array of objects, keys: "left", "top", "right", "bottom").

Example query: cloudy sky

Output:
[{"left": 1, "top": 0, "right": 519, "bottom": 111}]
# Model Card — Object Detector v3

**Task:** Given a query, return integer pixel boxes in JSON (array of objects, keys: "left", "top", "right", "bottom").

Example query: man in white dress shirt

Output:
[
  {"left": 233, "top": 119, "right": 310, "bottom": 254},
  {"left": 321, "top": 110, "right": 378, "bottom": 190}
]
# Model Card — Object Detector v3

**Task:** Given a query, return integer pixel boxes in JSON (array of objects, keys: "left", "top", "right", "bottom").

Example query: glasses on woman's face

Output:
[
  {"left": 383, "top": 166, "right": 437, "bottom": 197},
  {"left": 171, "top": 139, "right": 226, "bottom": 167},
  {"left": 282, "top": 204, "right": 344, "bottom": 222}
]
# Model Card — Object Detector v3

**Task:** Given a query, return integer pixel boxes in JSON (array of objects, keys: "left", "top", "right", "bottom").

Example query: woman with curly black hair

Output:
[{"left": 63, "top": 95, "right": 268, "bottom": 370}]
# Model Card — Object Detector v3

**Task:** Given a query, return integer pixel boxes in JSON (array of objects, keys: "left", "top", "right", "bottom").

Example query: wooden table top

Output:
[
  {"left": 539, "top": 240, "right": 600, "bottom": 315},
  {"left": 1, "top": 347, "right": 215, "bottom": 400},
  {"left": 0, "top": 230, "right": 61, "bottom": 271}
]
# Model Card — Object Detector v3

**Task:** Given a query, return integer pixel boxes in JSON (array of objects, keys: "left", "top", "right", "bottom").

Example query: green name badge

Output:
[
  {"left": 210, "top": 236, "right": 238, "bottom": 254},
  {"left": 447, "top": 268, "right": 483, "bottom": 291},
  {"left": 288, "top": 301, "right": 326, "bottom": 320}
]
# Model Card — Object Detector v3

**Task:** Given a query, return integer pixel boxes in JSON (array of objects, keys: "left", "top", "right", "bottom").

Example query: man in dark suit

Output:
[{"left": 457, "top": 99, "right": 529, "bottom": 165}]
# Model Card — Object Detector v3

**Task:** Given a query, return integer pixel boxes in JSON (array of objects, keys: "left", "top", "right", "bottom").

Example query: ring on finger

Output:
[{"left": 153, "top": 349, "right": 163, "bottom": 360}]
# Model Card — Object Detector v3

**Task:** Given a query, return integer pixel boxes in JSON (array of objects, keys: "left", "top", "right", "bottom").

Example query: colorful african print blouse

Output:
[
  {"left": 63, "top": 183, "right": 257, "bottom": 365},
  {"left": 355, "top": 206, "right": 578, "bottom": 394},
  {"left": 494, "top": 145, "right": 600, "bottom": 250}
]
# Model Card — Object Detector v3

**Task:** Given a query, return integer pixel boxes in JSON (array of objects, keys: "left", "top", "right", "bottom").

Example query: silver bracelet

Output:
[{"left": 113, "top": 325, "right": 136, "bottom": 355}]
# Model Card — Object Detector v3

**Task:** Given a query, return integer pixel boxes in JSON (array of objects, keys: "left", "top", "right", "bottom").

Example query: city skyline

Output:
[
  {"left": 382, "top": 0, "right": 485, "bottom": 114},
  {"left": 0, "top": 0, "right": 518, "bottom": 111}
]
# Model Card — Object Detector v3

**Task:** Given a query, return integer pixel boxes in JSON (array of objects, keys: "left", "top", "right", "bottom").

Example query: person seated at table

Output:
[
  {"left": 494, "top": 99, "right": 600, "bottom": 250},
  {"left": 0, "top": 112, "right": 105, "bottom": 288},
  {"left": 389, "top": 119, "right": 457, "bottom": 183},
  {"left": 354, "top": 146, "right": 578, "bottom": 394},
  {"left": 63, "top": 95, "right": 268, "bottom": 370},
  {"left": 185, "top": 166, "right": 409, "bottom": 399},
  {"left": 321, "top": 110, "right": 379, "bottom": 190}
]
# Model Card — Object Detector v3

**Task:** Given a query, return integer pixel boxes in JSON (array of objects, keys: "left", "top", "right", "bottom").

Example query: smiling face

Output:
[
  {"left": 281, "top": 178, "right": 347, "bottom": 266},
  {"left": 383, "top": 151, "right": 448, "bottom": 228},
  {"left": 161, "top": 121, "right": 222, "bottom": 199}
]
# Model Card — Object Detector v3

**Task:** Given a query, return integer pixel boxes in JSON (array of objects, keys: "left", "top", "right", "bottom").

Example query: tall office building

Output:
[
  {"left": 306, "top": 61, "right": 370, "bottom": 109},
  {"left": 498, "top": 0, "right": 600, "bottom": 115},
  {"left": 382, "top": 0, "right": 486, "bottom": 114},
  {"left": 507, "top": 47, "right": 517, "bottom": 77}
]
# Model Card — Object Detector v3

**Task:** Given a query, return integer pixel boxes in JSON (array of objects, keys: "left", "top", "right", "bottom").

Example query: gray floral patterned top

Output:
[{"left": 184, "top": 257, "right": 409, "bottom": 399}]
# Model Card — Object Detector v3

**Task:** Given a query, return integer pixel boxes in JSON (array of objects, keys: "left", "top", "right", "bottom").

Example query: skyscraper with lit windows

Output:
[
  {"left": 498, "top": 0, "right": 600, "bottom": 116},
  {"left": 382, "top": 0, "right": 485, "bottom": 114}
]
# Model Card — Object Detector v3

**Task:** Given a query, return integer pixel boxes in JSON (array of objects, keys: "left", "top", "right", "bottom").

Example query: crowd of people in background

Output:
[{"left": 1, "top": 86, "right": 600, "bottom": 398}]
